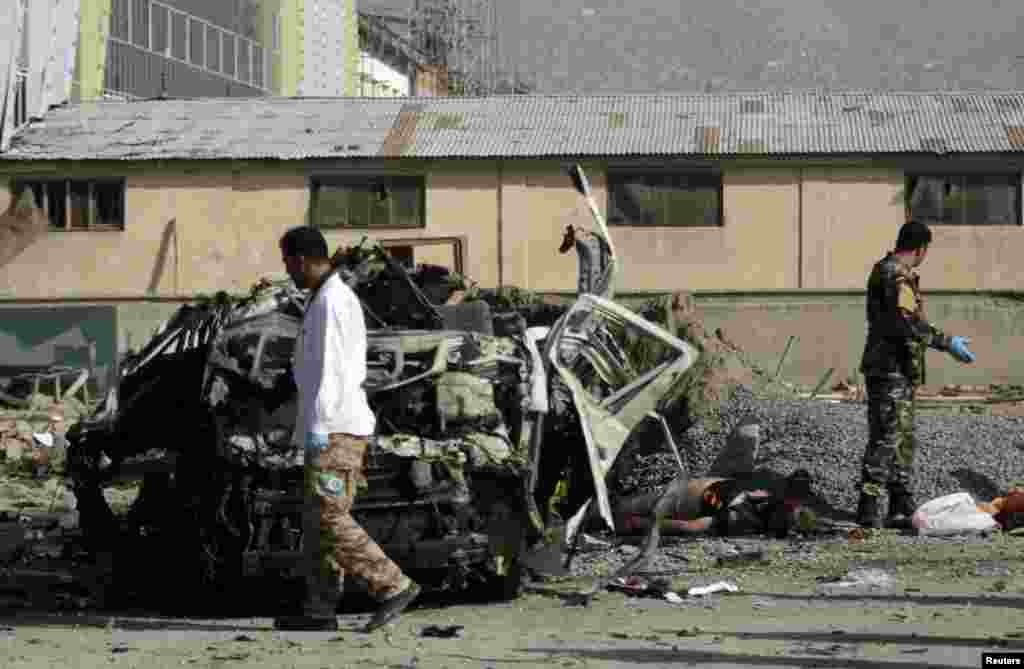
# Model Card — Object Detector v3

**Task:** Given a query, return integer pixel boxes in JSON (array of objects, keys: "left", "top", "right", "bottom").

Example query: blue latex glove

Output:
[
  {"left": 949, "top": 336, "right": 975, "bottom": 364},
  {"left": 306, "top": 432, "right": 329, "bottom": 451}
]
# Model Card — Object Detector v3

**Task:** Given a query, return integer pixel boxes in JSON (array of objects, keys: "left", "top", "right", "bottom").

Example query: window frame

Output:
[
  {"left": 904, "top": 172, "right": 1022, "bottom": 226},
  {"left": 605, "top": 169, "right": 724, "bottom": 228},
  {"left": 309, "top": 175, "right": 426, "bottom": 230},
  {"left": 10, "top": 177, "right": 126, "bottom": 231}
]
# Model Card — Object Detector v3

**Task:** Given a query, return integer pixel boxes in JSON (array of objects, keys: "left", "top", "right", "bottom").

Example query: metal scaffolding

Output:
[
  {"left": 366, "top": 0, "right": 531, "bottom": 96},
  {"left": 405, "top": 0, "right": 498, "bottom": 95}
]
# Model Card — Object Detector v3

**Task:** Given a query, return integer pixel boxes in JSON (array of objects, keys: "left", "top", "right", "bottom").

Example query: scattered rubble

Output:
[
  {"left": 421, "top": 624, "right": 464, "bottom": 639},
  {"left": 815, "top": 567, "right": 898, "bottom": 594},
  {"left": 4, "top": 169, "right": 1024, "bottom": 622},
  {"left": 614, "top": 385, "right": 1024, "bottom": 524}
]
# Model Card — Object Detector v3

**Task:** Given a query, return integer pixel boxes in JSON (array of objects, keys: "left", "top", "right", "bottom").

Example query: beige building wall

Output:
[
  {"left": 0, "top": 163, "right": 501, "bottom": 298},
  {"left": 497, "top": 164, "right": 801, "bottom": 293},
  {"left": 3, "top": 161, "right": 1024, "bottom": 299},
  {"left": 499, "top": 161, "right": 599, "bottom": 291},
  {"left": 798, "top": 168, "right": 1024, "bottom": 291},
  {"left": 800, "top": 168, "right": 906, "bottom": 291},
  {"left": 0, "top": 171, "right": 309, "bottom": 299},
  {"left": 924, "top": 182, "right": 1024, "bottom": 290},
  {"left": 313, "top": 163, "right": 500, "bottom": 287}
]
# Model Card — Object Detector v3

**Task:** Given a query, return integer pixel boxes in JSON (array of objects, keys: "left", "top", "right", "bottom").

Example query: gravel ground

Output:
[{"left": 615, "top": 386, "right": 1024, "bottom": 518}]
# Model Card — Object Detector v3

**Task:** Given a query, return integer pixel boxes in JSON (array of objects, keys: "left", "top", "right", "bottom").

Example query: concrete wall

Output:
[
  {"left": 608, "top": 168, "right": 800, "bottom": 292},
  {"left": 800, "top": 168, "right": 905, "bottom": 290},
  {"left": 0, "top": 304, "right": 116, "bottom": 392},
  {"left": 0, "top": 171, "right": 307, "bottom": 298},
  {"left": 3, "top": 157, "right": 1024, "bottom": 387},
  {"left": 696, "top": 292, "right": 1024, "bottom": 389},
  {"left": 0, "top": 162, "right": 501, "bottom": 297}
]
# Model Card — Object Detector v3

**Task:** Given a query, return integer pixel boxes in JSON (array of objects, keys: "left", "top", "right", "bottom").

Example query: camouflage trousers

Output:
[
  {"left": 302, "top": 434, "right": 410, "bottom": 612},
  {"left": 859, "top": 375, "right": 916, "bottom": 497}
]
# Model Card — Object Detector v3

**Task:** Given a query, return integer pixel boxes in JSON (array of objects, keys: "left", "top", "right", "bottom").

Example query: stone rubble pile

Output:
[
  {"left": 0, "top": 391, "right": 83, "bottom": 479},
  {"left": 618, "top": 385, "right": 1024, "bottom": 519}
]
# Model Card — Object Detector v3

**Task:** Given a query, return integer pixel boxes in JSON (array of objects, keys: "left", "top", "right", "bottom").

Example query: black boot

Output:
[
  {"left": 886, "top": 487, "right": 916, "bottom": 530},
  {"left": 856, "top": 493, "right": 882, "bottom": 529},
  {"left": 364, "top": 581, "right": 421, "bottom": 633}
]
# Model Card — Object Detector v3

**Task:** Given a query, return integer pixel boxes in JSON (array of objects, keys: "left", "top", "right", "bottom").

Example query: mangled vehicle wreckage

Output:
[{"left": 65, "top": 166, "right": 700, "bottom": 611}]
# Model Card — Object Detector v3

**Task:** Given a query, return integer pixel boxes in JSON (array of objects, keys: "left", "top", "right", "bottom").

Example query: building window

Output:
[
  {"left": 311, "top": 176, "right": 425, "bottom": 229},
  {"left": 906, "top": 174, "right": 1021, "bottom": 226},
  {"left": 607, "top": 171, "right": 722, "bottom": 227},
  {"left": 11, "top": 179, "right": 126, "bottom": 230}
]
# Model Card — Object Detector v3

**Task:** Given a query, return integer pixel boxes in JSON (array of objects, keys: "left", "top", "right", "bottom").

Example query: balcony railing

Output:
[{"left": 107, "top": 0, "right": 270, "bottom": 95}]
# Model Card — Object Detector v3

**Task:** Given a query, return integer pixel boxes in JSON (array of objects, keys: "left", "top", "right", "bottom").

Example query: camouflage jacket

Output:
[{"left": 859, "top": 253, "right": 952, "bottom": 385}]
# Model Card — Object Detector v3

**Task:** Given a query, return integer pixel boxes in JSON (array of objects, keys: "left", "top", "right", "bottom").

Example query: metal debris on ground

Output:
[
  {"left": 421, "top": 625, "right": 464, "bottom": 639},
  {"left": 686, "top": 581, "right": 739, "bottom": 597},
  {"left": 814, "top": 567, "right": 897, "bottom": 594},
  {"left": 606, "top": 575, "right": 673, "bottom": 598},
  {"left": 715, "top": 548, "right": 768, "bottom": 567},
  {"left": 664, "top": 591, "right": 685, "bottom": 604}
]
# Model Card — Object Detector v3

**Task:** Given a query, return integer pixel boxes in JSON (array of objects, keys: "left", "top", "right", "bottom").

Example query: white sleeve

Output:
[
  {"left": 305, "top": 296, "right": 330, "bottom": 436},
  {"left": 310, "top": 287, "right": 361, "bottom": 435}
]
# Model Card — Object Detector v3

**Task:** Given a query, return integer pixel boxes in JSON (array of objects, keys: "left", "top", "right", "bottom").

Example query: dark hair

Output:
[
  {"left": 279, "top": 225, "right": 328, "bottom": 259},
  {"left": 895, "top": 220, "right": 932, "bottom": 252}
]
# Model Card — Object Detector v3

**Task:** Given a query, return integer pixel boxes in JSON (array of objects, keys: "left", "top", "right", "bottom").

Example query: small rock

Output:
[
  {"left": 421, "top": 625, "right": 463, "bottom": 639},
  {"left": 815, "top": 567, "right": 897, "bottom": 594},
  {"left": 708, "top": 419, "right": 760, "bottom": 477},
  {"left": 3, "top": 437, "right": 29, "bottom": 462},
  {"left": 618, "top": 544, "right": 639, "bottom": 556},
  {"left": 974, "top": 560, "right": 1011, "bottom": 578}
]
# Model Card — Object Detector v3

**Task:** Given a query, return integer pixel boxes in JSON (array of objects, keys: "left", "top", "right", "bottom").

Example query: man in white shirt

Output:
[{"left": 273, "top": 226, "right": 420, "bottom": 633}]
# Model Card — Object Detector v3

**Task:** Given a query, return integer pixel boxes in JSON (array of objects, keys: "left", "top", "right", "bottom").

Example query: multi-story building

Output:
[
  {"left": 1, "top": 0, "right": 361, "bottom": 113},
  {"left": 99, "top": 0, "right": 360, "bottom": 99}
]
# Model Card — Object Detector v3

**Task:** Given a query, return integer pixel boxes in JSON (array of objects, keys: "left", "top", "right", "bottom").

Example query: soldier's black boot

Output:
[
  {"left": 886, "top": 487, "right": 917, "bottom": 530},
  {"left": 856, "top": 493, "right": 882, "bottom": 529}
]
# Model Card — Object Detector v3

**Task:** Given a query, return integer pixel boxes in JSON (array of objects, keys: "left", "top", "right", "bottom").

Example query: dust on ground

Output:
[
  {"left": 4, "top": 294, "right": 1024, "bottom": 667},
  {"left": 3, "top": 530, "right": 1023, "bottom": 669}
]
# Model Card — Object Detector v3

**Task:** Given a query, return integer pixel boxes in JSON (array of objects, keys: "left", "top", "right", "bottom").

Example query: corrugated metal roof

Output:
[{"left": 6, "top": 91, "right": 1024, "bottom": 161}]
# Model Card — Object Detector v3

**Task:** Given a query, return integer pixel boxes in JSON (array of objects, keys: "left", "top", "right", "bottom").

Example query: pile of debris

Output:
[{"left": 0, "top": 368, "right": 92, "bottom": 483}]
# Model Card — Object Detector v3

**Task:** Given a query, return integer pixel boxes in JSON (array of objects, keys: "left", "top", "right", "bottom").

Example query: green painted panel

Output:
[
  {"left": 74, "top": 0, "right": 112, "bottom": 101},
  {"left": 342, "top": 0, "right": 358, "bottom": 96},
  {"left": 0, "top": 305, "right": 116, "bottom": 390}
]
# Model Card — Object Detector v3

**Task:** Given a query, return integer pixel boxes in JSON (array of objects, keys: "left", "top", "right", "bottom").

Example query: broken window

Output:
[
  {"left": 311, "top": 176, "right": 425, "bottom": 229},
  {"left": 607, "top": 171, "right": 722, "bottom": 227},
  {"left": 378, "top": 236, "right": 465, "bottom": 274},
  {"left": 907, "top": 174, "right": 1020, "bottom": 225},
  {"left": 11, "top": 179, "right": 126, "bottom": 231}
]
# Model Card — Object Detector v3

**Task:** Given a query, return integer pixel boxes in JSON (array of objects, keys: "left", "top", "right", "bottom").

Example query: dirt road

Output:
[{"left": 4, "top": 531, "right": 1023, "bottom": 668}]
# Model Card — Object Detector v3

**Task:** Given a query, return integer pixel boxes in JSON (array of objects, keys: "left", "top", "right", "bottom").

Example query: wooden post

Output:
[{"left": 773, "top": 336, "right": 798, "bottom": 381}]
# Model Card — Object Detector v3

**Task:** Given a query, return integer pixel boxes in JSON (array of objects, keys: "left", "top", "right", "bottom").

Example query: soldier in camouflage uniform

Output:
[
  {"left": 273, "top": 226, "right": 420, "bottom": 632},
  {"left": 857, "top": 220, "right": 976, "bottom": 529}
]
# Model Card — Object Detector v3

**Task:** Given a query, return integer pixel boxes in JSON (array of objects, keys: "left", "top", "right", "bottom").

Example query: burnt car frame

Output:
[{"left": 64, "top": 165, "right": 699, "bottom": 612}]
